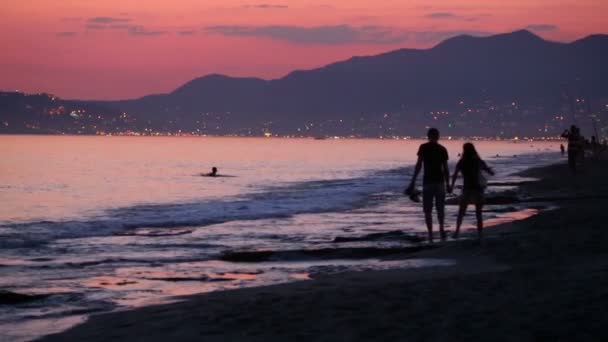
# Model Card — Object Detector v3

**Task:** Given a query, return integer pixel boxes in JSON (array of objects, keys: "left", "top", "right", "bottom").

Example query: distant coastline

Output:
[
  {"left": 2, "top": 30, "right": 607, "bottom": 138},
  {"left": 0, "top": 131, "right": 566, "bottom": 141}
]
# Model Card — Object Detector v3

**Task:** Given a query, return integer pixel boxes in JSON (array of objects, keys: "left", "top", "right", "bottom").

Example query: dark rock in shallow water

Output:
[
  {"left": 333, "top": 230, "right": 425, "bottom": 243},
  {"left": 114, "top": 229, "right": 193, "bottom": 237},
  {"left": 220, "top": 246, "right": 436, "bottom": 263},
  {"left": 486, "top": 181, "right": 535, "bottom": 187},
  {"left": 29, "top": 257, "right": 54, "bottom": 262},
  {"left": 446, "top": 194, "right": 520, "bottom": 205},
  {"left": 489, "top": 206, "right": 520, "bottom": 213},
  {"left": 115, "top": 280, "right": 138, "bottom": 286},
  {"left": 0, "top": 291, "right": 49, "bottom": 305},
  {"left": 485, "top": 195, "right": 522, "bottom": 205},
  {"left": 146, "top": 276, "right": 232, "bottom": 282}
]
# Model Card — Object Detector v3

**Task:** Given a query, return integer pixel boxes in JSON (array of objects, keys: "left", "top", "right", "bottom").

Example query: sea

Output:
[{"left": 0, "top": 135, "right": 560, "bottom": 341}]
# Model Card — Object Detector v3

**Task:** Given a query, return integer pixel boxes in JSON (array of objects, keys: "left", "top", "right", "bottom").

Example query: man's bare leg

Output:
[
  {"left": 437, "top": 205, "right": 446, "bottom": 241},
  {"left": 424, "top": 211, "right": 433, "bottom": 243}
]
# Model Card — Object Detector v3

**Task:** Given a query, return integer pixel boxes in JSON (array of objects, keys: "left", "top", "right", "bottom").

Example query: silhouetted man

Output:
[{"left": 407, "top": 128, "right": 451, "bottom": 243}]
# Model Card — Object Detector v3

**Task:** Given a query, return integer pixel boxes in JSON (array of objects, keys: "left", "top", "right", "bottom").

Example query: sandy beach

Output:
[{"left": 40, "top": 159, "right": 608, "bottom": 341}]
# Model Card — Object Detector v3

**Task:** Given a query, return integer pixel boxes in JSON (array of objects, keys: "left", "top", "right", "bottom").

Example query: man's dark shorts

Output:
[{"left": 423, "top": 183, "right": 445, "bottom": 213}]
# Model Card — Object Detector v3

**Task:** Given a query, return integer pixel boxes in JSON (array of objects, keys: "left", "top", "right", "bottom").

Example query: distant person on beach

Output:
[
  {"left": 560, "top": 144, "right": 565, "bottom": 156},
  {"left": 591, "top": 136, "right": 599, "bottom": 160},
  {"left": 562, "top": 125, "right": 583, "bottom": 173},
  {"left": 406, "top": 128, "right": 451, "bottom": 243},
  {"left": 450, "top": 143, "right": 495, "bottom": 241}
]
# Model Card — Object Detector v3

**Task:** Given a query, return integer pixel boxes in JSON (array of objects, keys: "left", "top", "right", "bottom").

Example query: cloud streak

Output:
[
  {"left": 425, "top": 12, "right": 456, "bottom": 19},
  {"left": 87, "top": 16, "right": 132, "bottom": 24},
  {"left": 204, "top": 25, "right": 492, "bottom": 45},
  {"left": 244, "top": 4, "right": 288, "bottom": 9},
  {"left": 81, "top": 17, "right": 167, "bottom": 37},
  {"left": 73, "top": 19, "right": 491, "bottom": 43},
  {"left": 205, "top": 25, "right": 409, "bottom": 45},
  {"left": 85, "top": 16, "right": 134, "bottom": 31},
  {"left": 127, "top": 26, "right": 167, "bottom": 36},
  {"left": 525, "top": 24, "right": 558, "bottom": 32},
  {"left": 424, "top": 12, "right": 489, "bottom": 22},
  {"left": 177, "top": 30, "right": 196, "bottom": 36}
]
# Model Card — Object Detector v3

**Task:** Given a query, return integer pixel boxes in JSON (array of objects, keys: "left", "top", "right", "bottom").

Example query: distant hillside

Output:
[
  {"left": 3, "top": 30, "right": 608, "bottom": 136},
  {"left": 105, "top": 30, "right": 608, "bottom": 136},
  {"left": 0, "top": 92, "right": 137, "bottom": 134}
]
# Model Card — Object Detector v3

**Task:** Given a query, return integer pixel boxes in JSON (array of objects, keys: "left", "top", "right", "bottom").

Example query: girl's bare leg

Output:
[
  {"left": 475, "top": 203, "right": 484, "bottom": 241},
  {"left": 453, "top": 202, "right": 467, "bottom": 239}
]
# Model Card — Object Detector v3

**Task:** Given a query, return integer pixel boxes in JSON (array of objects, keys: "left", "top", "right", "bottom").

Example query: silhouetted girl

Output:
[{"left": 450, "top": 143, "right": 494, "bottom": 241}]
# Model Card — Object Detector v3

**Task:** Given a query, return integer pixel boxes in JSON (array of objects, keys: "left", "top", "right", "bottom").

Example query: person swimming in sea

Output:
[
  {"left": 200, "top": 167, "right": 236, "bottom": 178},
  {"left": 203, "top": 167, "right": 218, "bottom": 177}
]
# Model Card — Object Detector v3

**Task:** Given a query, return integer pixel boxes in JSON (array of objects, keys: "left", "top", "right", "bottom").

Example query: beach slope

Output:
[{"left": 40, "top": 161, "right": 608, "bottom": 341}]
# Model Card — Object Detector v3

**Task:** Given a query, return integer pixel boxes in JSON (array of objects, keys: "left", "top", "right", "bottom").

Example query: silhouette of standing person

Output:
[
  {"left": 407, "top": 128, "right": 451, "bottom": 243},
  {"left": 450, "top": 143, "right": 494, "bottom": 242},
  {"left": 560, "top": 144, "right": 565, "bottom": 156},
  {"left": 561, "top": 125, "right": 582, "bottom": 173},
  {"left": 591, "top": 136, "right": 598, "bottom": 160}
]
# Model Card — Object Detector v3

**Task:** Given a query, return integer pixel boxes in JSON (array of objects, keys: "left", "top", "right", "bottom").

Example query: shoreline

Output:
[
  {"left": 39, "top": 159, "right": 608, "bottom": 341},
  {"left": 0, "top": 133, "right": 566, "bottom": 142}
]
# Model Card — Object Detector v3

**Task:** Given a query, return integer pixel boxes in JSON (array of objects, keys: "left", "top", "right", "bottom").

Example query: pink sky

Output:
[{"left": 2, "top": 0, "right": 607, "bottom": 99}]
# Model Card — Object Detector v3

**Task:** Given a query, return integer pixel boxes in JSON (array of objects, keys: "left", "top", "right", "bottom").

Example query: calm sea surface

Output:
[{"left": 0, "top": 136, "right": 559, "bottom": 341}]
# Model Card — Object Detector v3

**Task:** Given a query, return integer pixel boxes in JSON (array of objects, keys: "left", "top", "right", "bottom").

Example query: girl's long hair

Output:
[{"left": 462, "top": 142, "right": 480, "bottom": 162}]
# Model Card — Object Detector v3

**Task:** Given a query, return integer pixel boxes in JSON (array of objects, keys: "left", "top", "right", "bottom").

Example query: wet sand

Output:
[{"left": 40, "top": 160, "right": 608, "bottom": 341}]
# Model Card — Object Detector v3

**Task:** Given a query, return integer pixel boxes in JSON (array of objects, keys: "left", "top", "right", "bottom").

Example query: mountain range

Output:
[{"left": 3, "top": 30, "right": 608, "bottom": 136}]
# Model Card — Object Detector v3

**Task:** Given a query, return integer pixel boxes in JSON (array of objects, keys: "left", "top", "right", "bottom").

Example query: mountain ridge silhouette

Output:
[
  {"left": 110, "top": 30, "right": 607, "bottom": 119},
  {"left": 3, "top": 30, "right": 607, "bottom": 136}
]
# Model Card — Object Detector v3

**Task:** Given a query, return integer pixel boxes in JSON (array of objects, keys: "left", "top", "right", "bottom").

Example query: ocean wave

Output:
[
  {"left": 0, "top": 151, "right": 558, "bottom": 248},
  {"left": 0, "top": 167, "right": 408, "bottom": 247}
]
